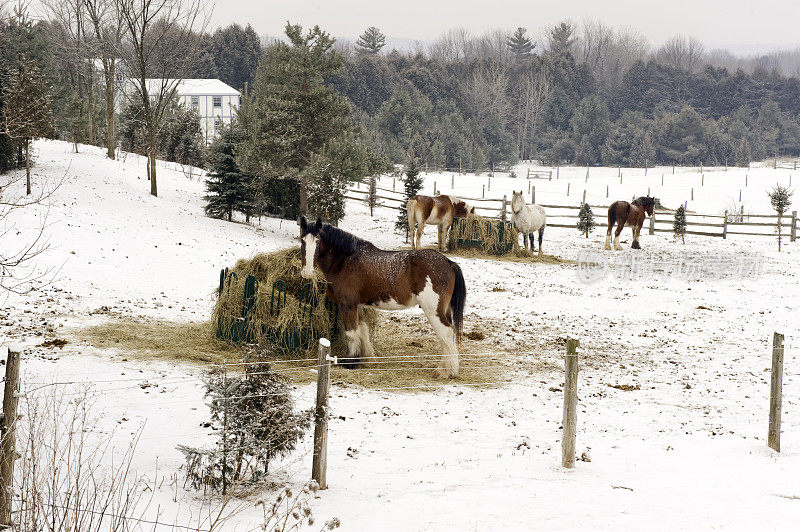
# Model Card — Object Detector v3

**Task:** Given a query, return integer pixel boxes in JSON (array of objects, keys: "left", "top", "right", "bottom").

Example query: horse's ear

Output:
[
  {"left": 300, "top": 216, "right": 307, "bottom": 232},
  {"left": 315, "top": 218, "right": 323, "bottom": 230}
]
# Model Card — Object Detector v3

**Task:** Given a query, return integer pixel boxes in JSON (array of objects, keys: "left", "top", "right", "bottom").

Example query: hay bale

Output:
[
  {"left": 447, "top": 213, "right": 516, "bottom": 255},
  {"left": 212, "top": 247, "right": 377, "bottom": 355}
]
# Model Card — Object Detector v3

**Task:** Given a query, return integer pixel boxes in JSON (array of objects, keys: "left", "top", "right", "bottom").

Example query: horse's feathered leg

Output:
[
  {"left": 339, "top": 305, "right": 361, "bottom": 368},
  {"left": 357, "top": 306, "right": 375, "bottom": 361},
  {"left": 631, "top": 225, "right": 642, "bottom": 249},
  {"left": 407, "top": 198, "right": 417, "bottom": 248},
  {"left": 538, "top": 225, "right": 545, "bottom": 254},
  {"left": 523, "top": 233, "right": 529, "bottom": 250},
  {"left": 605, "top": 206, "right": 614, "bottom": 250},
  {"left": 417, "top": 278, "right": 458, "bottom": 379}
]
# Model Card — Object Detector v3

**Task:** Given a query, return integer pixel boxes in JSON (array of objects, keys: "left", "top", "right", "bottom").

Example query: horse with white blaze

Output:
[
  {"left": 510, "top": 191, "right": 547, "bottom": 253},
  {"left": 299, "top": 217, "right": 467, "bottom": 379}
]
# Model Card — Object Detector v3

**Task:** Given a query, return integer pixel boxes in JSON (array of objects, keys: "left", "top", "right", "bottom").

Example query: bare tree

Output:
[
  {"left": 113, "top": 0, "right": 208, "bottom": 197},
  {"left": 656, "top": 35, "right": 706, "bottom": 73},
  {"left": 519, "top": 67, "right": 552, "bottom": 160},
  {"left": 464, "top": 63, "right": 511, "bottom": 122},
  {"left": 575, "top": 20, "right": 649, "bottom": 98},
  {"left": 43, "top": 0, "right": 97, "bottom": 148},
  {"left": 428, "top": 27, "right": 471, "bottom": 63},
  {"left": 83, "top": 0, "right": 124, "bottom": 159}
]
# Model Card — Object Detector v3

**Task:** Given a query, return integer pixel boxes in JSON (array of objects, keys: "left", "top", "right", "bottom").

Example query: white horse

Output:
[{"left": 510, "top": 191, "right": 546, "bottom": 253}]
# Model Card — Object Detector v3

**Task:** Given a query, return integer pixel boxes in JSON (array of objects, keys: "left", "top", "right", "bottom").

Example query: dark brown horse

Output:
[
  {"left": 407, "top": 195, "right": 475, "bottom": 251},
  {"left": 300, "top": 217, "right": 466, "bottom": 378},
  {"left": 605, "top": 196, "right": 655, "bottom": 250}
]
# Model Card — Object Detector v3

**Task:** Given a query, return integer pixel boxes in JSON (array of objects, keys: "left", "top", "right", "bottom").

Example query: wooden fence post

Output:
[
  {"left": 451, "top": 174, "right": 454, "bottom": 188},
  {"left": 0, "top": 345, "right": 21, "bottom": 527},
  {"left": 768, "top": 332, "right": 784, "bottom": 452},
  {"left": 585, "top": 167, "right": 589, "bottom": 182},
  {"left": 527, "top": 180, "right": 531, "bottom": 195},
  {"left": 567, "top": 183, "right": 570, "bottom": 196},
  {"left": 582, "top": 190, "right": 586, "bottom": 204},
  {"left": 312, "top": 338, "right": 331, "bottom": 489},
  {"left": 661, "top": 174, "right": 664, "bottom": 186},
  {"left": 532, "top": 185, "right": 535, "bottom": 205},
  {"left": 723, "top": 210, "right": 728, "bottom": 239},
  {"left": 649, "top": 212, "right": 655, "bottom": 235},
  {"left": 433, "top": 181, "right": 437, "bottom": 196},
  {"left": 487, "top": 177, "right": 491, "bottom": 192},
  {"left": 501, "top": 195, "right": 507, "bottom": 221},
  {"left": 691, "top": 188, "right": 694, "bottom": 201},
  {"left": 701, "top": 174, "right": 704, "bottom": 186},
  {"left": 791, "top": 211, "right": 797, "bottom": 242},
  {"left": 606, "top": 185, "right": 609, "bottom": 198},
  {"left": 746, "top": 174, "right": 748, "bottom": 187},
  {"left": 482, "top": 185, "right": 485, "bottom": 198},
  {"left": 392, "top": 178, "right": 395, "bottom": 191},
  {"left": 526, "top": 168, "right": 531, "bottom": 179},
  {"left": 739, "top": 189, "right": 742, "bottom": 202},
  {"left": 556, "top": 166, "right": 559, "bottom": 179},
  {"left": 562, "top": 338, "right": 579, "bottom": 468}
]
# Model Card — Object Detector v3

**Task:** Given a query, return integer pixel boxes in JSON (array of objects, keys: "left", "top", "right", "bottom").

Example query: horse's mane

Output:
[
  {"left": 319, "top": 224, "right": 373, "bottom": 254},
  {"left": 632, "top": 196, "right": 655, "bottom": 207}
]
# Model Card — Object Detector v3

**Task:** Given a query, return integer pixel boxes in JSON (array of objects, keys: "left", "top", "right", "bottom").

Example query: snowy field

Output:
[{"left": 1, "top": 140, "right": 799, "bottom": 530}]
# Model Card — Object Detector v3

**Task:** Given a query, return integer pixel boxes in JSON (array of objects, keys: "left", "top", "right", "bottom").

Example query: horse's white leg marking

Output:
[
  {"left": 613, "top": 233, "right": 622, "bottom": 251},
  {"left": 358, "top": 319, "right": 374, "bottom": 360},
  {"left": 604, "top": 233, "right": 612, "bottom": 250},
  {"left": 416, "top": 218, "right": 425, "bottom": 250},
  {"left": 301, "top": 235, "right": 317, "bottom": 278},
  {"left": 417, "top": 277, "right": 458, "bottom": 378}
]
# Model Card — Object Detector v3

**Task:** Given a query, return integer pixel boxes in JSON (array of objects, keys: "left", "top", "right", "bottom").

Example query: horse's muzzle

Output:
[{"left": 300, "top": 268, "right": 314, "bottom": 279}]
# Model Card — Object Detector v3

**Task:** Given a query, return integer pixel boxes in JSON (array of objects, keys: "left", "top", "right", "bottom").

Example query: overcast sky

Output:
[{"left": 208, "top": 0, "right": 800, "bottom": 54}]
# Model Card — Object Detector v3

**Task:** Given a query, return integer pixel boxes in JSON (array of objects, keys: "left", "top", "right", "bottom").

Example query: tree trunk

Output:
[
  {"left": 299, "top": 176, "right": 308, "bottom": 215},
  {"left": 25, "top": 138, "right": 31, "bottom": 195},
  {"left": 87, "top": 60, "right": 95, "bottom": 146},
  {"left": 105, "top": 61, "right": 115, "bottom": 159},
  {"left": 150, "top": 149, "right": 158, "bottom": 196}
]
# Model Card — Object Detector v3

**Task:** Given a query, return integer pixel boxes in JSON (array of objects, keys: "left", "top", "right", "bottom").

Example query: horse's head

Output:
[
  {"left": 511, "top": 191, "right": 525, "bottom": 213},
  {"left": 299, "top": 216, "right": 323, "bottom": 279},
  {"left": 633, "top": 196, "right": 655, "bottom": 217},
  {"left": 452, "top": 198, "right": 475, "bottom": 217}
]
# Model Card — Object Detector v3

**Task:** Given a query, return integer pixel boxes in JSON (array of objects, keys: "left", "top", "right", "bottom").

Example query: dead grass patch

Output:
[{"left": 73, "top": 315, "right": 515, "bottom": 390}]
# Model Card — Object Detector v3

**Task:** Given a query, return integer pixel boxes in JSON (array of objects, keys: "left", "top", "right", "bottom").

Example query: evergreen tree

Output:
[
  {"left": 767, "top": 184, "right": 793, "bottom": 251},
  {"left": 356, "top": 27, "right": 386, "bottom": 55},
  {"left": 629, "top": 130, "right": 656, "bottom": 168},
  {"left": 205, "top": 125, "right": 252, "bottom": 222},
  {"left": 507, "top": 27, "right": 534, "bottom": 63},
  {"left": 548, "top": 22, "right": 575, "bottom": 56},
  {"left": 238, "top": 23, "right": 373, "bottom": 217},
  {"left": 734, "top": 137, "right": 752, "bottom": 167},
  {"left": 396, "top": 155, "right": 423, "bottom": 238},
  {"left": 673, "top": 204, "right": 687, "bottom": 244},
  {"left": 1, "top": 53, "right": 52, "bottom": 195},
  {"left": 210, "top": 24, "right": 262, "bottom": 92},
  {"left": 178, "top": 363, "right": 311, "bottom": 493},
  {"left": 577, "top": 202, "right": 595, "bottom": 237}
]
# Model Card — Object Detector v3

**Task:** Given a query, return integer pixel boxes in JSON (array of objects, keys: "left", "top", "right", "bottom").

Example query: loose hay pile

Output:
[
  {"left": 447, "top": 212, "right": 516, "bottom": 256},
  {"left": 212, "top": 247, "right": 377, "bottom": 356}
]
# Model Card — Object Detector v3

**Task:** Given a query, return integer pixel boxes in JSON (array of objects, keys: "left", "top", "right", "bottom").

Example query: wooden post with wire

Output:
[
  {"left": 791, "top": 211, "right": 797, "bottom": 242},
  {"left": 312, "top": 338, "right": 332, "bottom": 489},
  {"left": 562, "top": 338, "right": 579, "bottom": 468},
  {"left": 723, "top": 210, "right": 728, "bottom": 239},
  {"left": 532, "top": 185, "right": 536, "bottom": 205},
  {"left": 0, "top": 345, "right": 21, "bottom": 527},
  {"left": 649, "top": 212, "right": 655, "bottom": 235},
  {"left": 768, "top": 332, "right": 784, "bottom": 452}
]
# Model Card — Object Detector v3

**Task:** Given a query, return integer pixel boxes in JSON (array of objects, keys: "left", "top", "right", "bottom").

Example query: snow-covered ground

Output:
[{"left": 1, "top": 140, "right": 799, "bottom": 530}]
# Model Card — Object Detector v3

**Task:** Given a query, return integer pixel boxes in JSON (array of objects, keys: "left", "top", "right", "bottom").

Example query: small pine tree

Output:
[
  {"left": 673, "top": 204, "right": 687, "bottom": 244},
  {"left": 577, "top": 202, "right": 595, "bottom": 237},
  {"left": 178, "top": 363, "right": 311, "bottom": 493},
  {"left": 396, "top": 156, "right": 424, "bottom": 239},
  {"left": 204, "top": 125, "right": 252, "bottom": 222},
  {"left": 1, "top": 53, "right": 52, "bottom": 195},
  {"left": 767, "top": 184, "right": 793, "bottom": 251},
  {"left": 355, "top": 26, "right": 386, "bottom": 55}
]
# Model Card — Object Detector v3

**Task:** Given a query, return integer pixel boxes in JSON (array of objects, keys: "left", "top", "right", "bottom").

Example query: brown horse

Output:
[
  {"left": 300, "top": 217, "right": 467, "bottom": 378},
  {"left": 407, "top": 195, "right": 475, "bottom": 251},
  {"left": 605, "top": 196, "right": 656, "bottom": 250}
]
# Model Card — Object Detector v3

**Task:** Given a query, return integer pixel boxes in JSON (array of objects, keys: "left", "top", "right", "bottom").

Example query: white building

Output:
[
  {"left": 167, "top": 79, "right": 241, "bottom": 143},
  {"left": 124, "top": 78, "right": 241, "bottom": 143}
]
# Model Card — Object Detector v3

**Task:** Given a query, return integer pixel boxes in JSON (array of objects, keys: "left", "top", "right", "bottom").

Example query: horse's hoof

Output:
[
  {"left": 604, "top": 243, "right": 611, "bottom": 251},
  {"left": 433, "top": 368, "right": 456, "bottom": 380},
  {"left": 340, "top": 358, "right": 361, "bottom": 369}
]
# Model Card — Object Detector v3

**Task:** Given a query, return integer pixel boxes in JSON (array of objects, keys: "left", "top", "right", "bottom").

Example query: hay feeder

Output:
[{"left": 448, "top": 215, "right": 514, "bottom": 255}]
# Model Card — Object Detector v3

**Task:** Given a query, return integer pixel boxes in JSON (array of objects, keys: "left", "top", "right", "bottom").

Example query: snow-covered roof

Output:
[{"left": 142, "top": 78, "right": 240, "bottom": 96}]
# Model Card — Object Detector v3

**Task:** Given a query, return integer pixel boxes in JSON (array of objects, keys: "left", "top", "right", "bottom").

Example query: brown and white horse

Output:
[
  {"left": 605, "top": 196, "right": 656, "bottom": 250},
  {"left": 407, "top": 195, "right": 475, "bottom": 251},
  {"left": 300, "top": 217, "right": 467, "bottom": 378}
]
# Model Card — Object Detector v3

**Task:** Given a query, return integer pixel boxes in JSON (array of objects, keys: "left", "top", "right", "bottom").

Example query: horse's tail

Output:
[
  {"left": 449, "top": 260, "right": 466, "bottom": 344},
  {"left": 407, "top": 197, "right": 418, "bottom": 240},
  {"left": 607, "top": 202, "right": 616, "bottom": 233}
]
